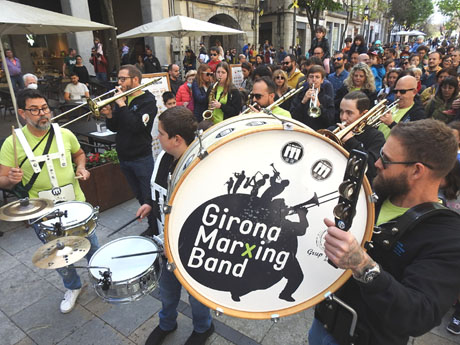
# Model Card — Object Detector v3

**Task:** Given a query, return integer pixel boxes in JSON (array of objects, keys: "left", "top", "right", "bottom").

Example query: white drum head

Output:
[
  {"left": 41, "top": 201, "right": 94, "bottom": 228},
  {"left": 165, "top": 126, "right": 373, "bottom": 319},
  {"left": 89, "top": 236, "right": 159, "bottom": 282}
]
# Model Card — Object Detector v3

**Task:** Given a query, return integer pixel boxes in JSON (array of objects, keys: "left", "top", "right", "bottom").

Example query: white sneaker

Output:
[{"left": 60, "top": 288, "right": 81, "bottom": 314}]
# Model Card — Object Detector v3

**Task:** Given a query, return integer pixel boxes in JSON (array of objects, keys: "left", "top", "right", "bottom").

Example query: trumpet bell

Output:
[{"left": 309, "top": 106, "right": 321, "bottom": 118}]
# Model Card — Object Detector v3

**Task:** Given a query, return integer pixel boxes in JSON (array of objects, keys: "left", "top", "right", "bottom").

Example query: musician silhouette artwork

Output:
[{"left": 178, "top": 164, "right": 318, "bottom": 303}]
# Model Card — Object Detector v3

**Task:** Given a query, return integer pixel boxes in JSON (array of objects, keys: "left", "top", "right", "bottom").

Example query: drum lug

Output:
[
  {"left": 215, "top": 307, "right": 224, "bottom": 317},
  {"left": 369, "top": 193, "right": 379, "bottom": 203},
  {"left": 163, "top": 205, "right": 172, "bottom": 215},
  {"left": 166, "top": 262, "right": 176, "bottom": 271},
  {"left": 283, "top": 122, "right": 294, "bottom": 131},
  {"left": 270, "top": 314, "right": 280, "bottom": 323},
  {"left": 198, "top": 149, "right": 208, "bottom": 160}
]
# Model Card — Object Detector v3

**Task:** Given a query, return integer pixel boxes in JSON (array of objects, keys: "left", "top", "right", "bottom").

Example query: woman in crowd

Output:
[
  {"left": 441, "top": 54, "right": 453, "bottom": 70},
  {"left": 409, "top": 54, "right": 423, "bottom": 71},
  {"left": 240, "top": 62, "right": 253, "bottom": 100},
  {"left": 273, "top": 69, "right": 292, "bottom": 111},
  {"left": 192, "top": 64, "right": 213, "bottom": 122},
  {"left": 425, "top": 76, "right": 459, "bottom": 123},
  {"left": 176, "top": 70, "right": 197, "bottom": 112},
  {"left": 255, "top": 54, "right": 265, "bottom": 68},
  {"left": 183, "top": 49, "right": 197, "bottom": 73},
  {"left": 377, "top": 68, "right": 401, "bottom": 103},
  {"left": 135, "top": 55, "right": 145, "bottom": 73},
  {"left": 347, "top": 35, "right": 367, "bottom": 60},
  {"left": 334, "top": 62, "right": 377, "bottom": 121},
  {"left": 209, "top": 61, "right": 242, "bottom": 123},
  {"left": 73, "top": 55, "right": 90, "bottom": 85},
  {"left": 399, "top": 54, "right": 411, "bottom": 69},
  {"left": 383, "top": 58, "right": 395, "bottom": 73}
]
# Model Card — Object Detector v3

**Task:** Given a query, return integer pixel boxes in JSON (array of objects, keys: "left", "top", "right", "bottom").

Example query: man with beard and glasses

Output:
[
  {"left": 328, "top": 51, "right": 349, "bottom": 93},
  {"left": 309, "top": 119, "right": 460, "bottom": 345},
  {"left": 0, "top": 89, "right": 99, "bottom": 314},
  {"left": 282, "top": 54, "right": 304, "bottom": 89}
]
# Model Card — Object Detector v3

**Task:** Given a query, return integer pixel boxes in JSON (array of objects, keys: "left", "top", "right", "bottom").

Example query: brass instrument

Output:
[
  {"left": 263, "top": 86, "right": 305, "bottom": 113},
  {"left": 59, "top": 78, "right": 161, "bottom": 128},
  {"left": 319, "top": 99, "right": 399, "bottom": 145},
  {"left": 309, "top": 85, "right": 321, "bottom": 118},
  {"left": 202, "top": 80, "right": 220, "bottom": 120}
]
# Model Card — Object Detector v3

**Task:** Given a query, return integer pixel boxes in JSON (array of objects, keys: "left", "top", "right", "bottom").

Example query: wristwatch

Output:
[{"left": 353, "top": 263, "right": 381, "bottom": 284}]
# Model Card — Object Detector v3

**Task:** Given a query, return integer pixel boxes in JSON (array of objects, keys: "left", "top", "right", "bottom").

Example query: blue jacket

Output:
[{"left": 371, "top": 64, "right": 386, "bottom": 92}]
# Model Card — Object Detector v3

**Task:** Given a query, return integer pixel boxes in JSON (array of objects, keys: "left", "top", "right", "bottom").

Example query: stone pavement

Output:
[{"left": 0, "top": 197, "right": 460, "bottom": 345}]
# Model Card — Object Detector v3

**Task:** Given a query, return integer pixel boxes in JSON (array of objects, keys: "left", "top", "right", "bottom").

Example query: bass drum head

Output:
[{"left": 165, "top": 126, "right": 374, "bottom": 319}]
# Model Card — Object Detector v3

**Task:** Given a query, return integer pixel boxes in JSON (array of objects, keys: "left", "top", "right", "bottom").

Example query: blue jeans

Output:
[
  {"left": 96, "top": 72, "right": 108, "bottom": 82},
  {"left": 159, "top": 261, "right": 212, "bottom": 333},
  {"left": 120, "top": 155, "right": 155, "bottom": 229},
  {"left": 11, "top": 74, "right": 24, "bottom": 93},
  {"left": 33, "top": 224, "right": 99, "bottom": 290},
  {"left": 308, "top": 318, "right": 340, "bottom": 345}
]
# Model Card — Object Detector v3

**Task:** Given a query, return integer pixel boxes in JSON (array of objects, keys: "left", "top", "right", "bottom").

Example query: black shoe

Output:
[
  {"left": 447, "top": 316, "right": 460, "bottom": 335},
  {"left": 145, "top": 324, "right": 178, "bottom": 345},
  {"left": 184, "top": 323, "right": 215, "bottom": 345}
]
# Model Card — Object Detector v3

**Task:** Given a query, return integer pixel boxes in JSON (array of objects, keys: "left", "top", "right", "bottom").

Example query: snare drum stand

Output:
[{"left": 324, "top": 291, "right": 359, "bottom": 345}]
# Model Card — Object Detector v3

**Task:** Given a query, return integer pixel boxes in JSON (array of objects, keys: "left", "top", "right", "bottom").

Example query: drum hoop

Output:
[
  {"left": 89, "top": 235, "right": 159, "bottom": 282},
  {"left": 164, "top": 125, "right": 374, "bottom": 319},
  {"left": 40, "top": 201, "right": 96, "bottom": 230}
]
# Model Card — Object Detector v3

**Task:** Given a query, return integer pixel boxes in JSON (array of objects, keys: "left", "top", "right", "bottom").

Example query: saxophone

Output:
[{"left": 202, "top": 79, "right": 220, "bottom": 120}]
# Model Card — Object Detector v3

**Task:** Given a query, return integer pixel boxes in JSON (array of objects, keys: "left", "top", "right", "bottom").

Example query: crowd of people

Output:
[{"left": 1, "top": 27, "right": 460, "bottom": 345}]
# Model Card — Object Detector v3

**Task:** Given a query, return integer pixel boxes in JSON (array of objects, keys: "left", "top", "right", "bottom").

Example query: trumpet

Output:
[
  {"left": 58, "top": 77, "right": 161, "bottom": 128},
  {"left": 319, "top": 99, "right": 399, "bottom": 145},
  {"left": 309, "top": 85, "right": 321, "bottom": 118}
]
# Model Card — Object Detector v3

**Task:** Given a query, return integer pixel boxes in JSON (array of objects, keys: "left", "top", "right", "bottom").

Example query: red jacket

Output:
[
  {"left": 89, "top": 54, "right": 108, "bottom": 74},
  {"left": 176, "top": 82, "right": 194, "bottom": 111}
]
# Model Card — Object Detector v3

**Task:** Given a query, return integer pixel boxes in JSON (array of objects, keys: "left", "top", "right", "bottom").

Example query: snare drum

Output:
[
  {"left": 89, "top": 236, "right": 162, "bottom": 303},
  {"left": 37, "top": 201, "right": 99, "bottom": 242},
  {"left": 164, "top": 115, "right": 374, "bottom": 319}
]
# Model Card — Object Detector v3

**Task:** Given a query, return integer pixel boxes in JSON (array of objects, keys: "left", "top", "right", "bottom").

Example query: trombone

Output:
[{"left": 54, "top": 77, "right": 161, "bottom": 128}]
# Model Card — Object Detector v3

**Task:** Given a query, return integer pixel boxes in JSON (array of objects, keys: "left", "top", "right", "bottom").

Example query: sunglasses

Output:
[
  {"left": 275, "top": 76, "right": 285, "bottom": 80},
  {"left": 211, "top": 53, "right": 218, "bottom": 57},
  {"left": 252, "top": 93, "right": 263, "bottom": 100},
  {"left": 401, "top": 56, "right": 409, "bottom": 59},
  {"left": 379, "top": 148, "right": 433, "bottom": 169},
  {"left": 391, "top": 88, "right": 415, "bottom": 94},
  {"left": 332, "top": 57, "right": 343, "bottom": 61},
  {"left": 202, "top": 72, "right": 214, "bottom": 76},
  {"left": 282, "top": 61, "right": 291, "bottom": 65}
]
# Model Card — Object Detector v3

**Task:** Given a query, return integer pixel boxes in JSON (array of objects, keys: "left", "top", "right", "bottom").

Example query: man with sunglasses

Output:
[
  {"left": 310, "top": 118, "right": 460, "bottom": 345},
  {"left": 207, "top": 47, "right": 220, "bottom": 73},
  {"left": 282, "top": 54, "right": 304, "bottom": 89},
  {"left": 328, "top": 52, "right": 349, "bottom": 93},
  {"left": 248, "top": 76, "right": 291, "bottom": 118},
  {"left": 0, "top": 89, "right": 99, "bottom": 314},
  {"left": 378, "top": 76, "right": 426, "bottom": 139}
]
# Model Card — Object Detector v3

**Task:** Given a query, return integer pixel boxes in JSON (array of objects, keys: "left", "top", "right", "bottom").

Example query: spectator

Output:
[
  {"left": 208, "top": 46, "right": 220, "bottom": 72},
  {"left": 176, "top": 70, "right": 197, "bottom": 112},
  {"left": 328, "top": 51, "right": 349, "bottom": 94},
  {"left": 167, "top": 64, "right": 182, "bottom": 95},
  {"left": 121, "top": 42, "right": 130, "bottom": 65},
  {"left": 312, "top": 46, "right": 330, "bottom": 74},
  {"left": 409, "top": 35, "right": 425, "bottom": 53},
  {"left": 198, "top": 46, "right": 210, "bottom": 64},
  {"left": 192, "top": 64, "right": 212, "bottom": 122},
  {"left": 278, "top": 47, "right": 287, "bottom": 64},
  {"left": 183, "top": 49, "right": 197, "bottom": 73},
  {"left": 89, "top": 48, "right": 108, "bottom": 83},
  {"left": 420, "top": 68, "right": 456, "bottom": 105},
  {"left": 64, "top": 73, "right": 89, "bottom": 102},
  {"left": 377, "top": 68, "right": 401, "bottom": 103},
  {"left": 357, "top": 53, "right": 370, "bottom": 65},
  {"left": 144, "top": 48, "right": 162, "bottom": 73},
  {"left": 135, "top": 55, "right": 145, "bottom": 74},
  {"left": 282, "top": 54, "right": 304, "bottom": 89},
  {"left": 73, "top": 55, "right": 90, "bottom": 85},
  {"left": 425, "top": 76, "right": 459, "bottom": 123},
  {"left": 272, "top": 69, "right": 292, "bottom": 111},
  {"left": 369, "top": 51, "right": 386, "bottom": 92},
  {"left": 93, "top": 37, "right": 103, "bottom": 55},
  {"left": 349, "top": 51, "right": 359, "bottom": 68},
  {"left": 3, "top": 49, "right": 24, "bottom": 92},
  {"left": 383, "top": 58, "right": 395, "bottom": 73},
  {"left": 421, "top": 51, "right": 442, "bottom": 88},
  {"left": 348, "top": 35, "right": 367, "bottom": 60},
  {"left": 22, "top": 73, "right": 38, "bottom": 90},
  {"left": 62, "top": 48, "right": 77, "bottom": 78},
  {"left": 442, "top": 54, "right": 453, "bottom": 70},
  {"left": 240, "top": 62, "right": 253, "bottom": 96},
  {"left": 342, "top": 37, "right": 353, "bottom": 55},
  {"left": 162, "top": 91, "right": 176, "bottom": 109}
]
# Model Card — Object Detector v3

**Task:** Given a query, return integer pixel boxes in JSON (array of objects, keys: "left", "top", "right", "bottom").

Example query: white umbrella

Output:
[
  {"left": 117, "top": 15, "right": 244, "bottom": 39},
  {"left": 117, "top": 15, "right": 244, "bottom": 72},
  {"left": 393, "top": 30, "right": 426, "bottom": 36},
  {"left": 0, "top": 0, "right": 116, "bottom": 126}
]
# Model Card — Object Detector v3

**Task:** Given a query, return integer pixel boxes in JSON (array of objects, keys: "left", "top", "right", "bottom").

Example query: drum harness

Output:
[{"left": 316, "top": 201, "right": 460, "bottom": 345}]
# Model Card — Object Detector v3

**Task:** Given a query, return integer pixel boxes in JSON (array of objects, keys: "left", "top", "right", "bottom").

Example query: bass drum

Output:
[{"left": 164, "top": 115, "right": 374, "bottom": 320}]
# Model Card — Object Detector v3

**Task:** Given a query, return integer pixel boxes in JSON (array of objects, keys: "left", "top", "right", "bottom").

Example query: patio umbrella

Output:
[
  {"left": 0, "top": 0, "right": 116, "bottom": 126},
  {"left": 117, "top": 15, "right": 244, "bottom": 72},
  {"left": 393, "top": 30, "right": 426, "bottom": 36}
]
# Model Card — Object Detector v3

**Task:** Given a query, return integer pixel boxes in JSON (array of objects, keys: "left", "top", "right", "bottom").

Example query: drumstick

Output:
[
  {"left": 74, "top": 175, "right": 84, "bottom": 180},
  {"left": 107, "top": 215, "right": 140, "bottom": 237},
  {"left": 12, "top": 126, "right": 18, "bottom": 168},
  {"left": 112, "top": 250, "right": 163, "bottom": 259}
]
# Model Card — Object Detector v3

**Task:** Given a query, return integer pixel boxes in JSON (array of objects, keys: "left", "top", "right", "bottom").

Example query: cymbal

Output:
[
  {"left": 32, "top": 236, "right": 90, "bottom": 269},
  {"left": 0, "top": 198, "right": 54, "bottom": 222}
]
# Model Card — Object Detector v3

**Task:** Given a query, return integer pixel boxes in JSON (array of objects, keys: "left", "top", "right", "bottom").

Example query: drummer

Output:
[
  {"left": 334, "top": 91, "right": 385, "bottom": 183},
  {"left": 0, "top": 89, "right": 99, "bottom": 314},
  {"left": 136, "top": 106, "right": 214, "bottom": 345},
  {"left": 248, "top": 76, "right": 292, "bottom": 118}
]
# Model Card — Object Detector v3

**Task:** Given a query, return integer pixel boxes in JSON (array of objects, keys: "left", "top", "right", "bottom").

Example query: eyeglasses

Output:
[
  {"left": 401, "top": 56, "right": 409, "bottom": 59},
  {"left": 379, "top": 148, "right": 433, "bottom": 169},
  {"left": 282, "top": 61, "right": 291, "bottom": 65},
  {"left": 391, "top": 88, "right": 415, "bottom": 94},
  {"left": 332, "top": 57, "right": 343, "bottom": 61},
  {"left": 25, "top": 106, "right": 51, "bottom": 116},
  {"left": 252, "top": 93, "right": 263, "bottom": 100},
  {"left": 202, "top": 72, "right": 214, "bottom": 76},
  {"left": 118, "top": 76, "right": 133, "bottom": 82},
  {"left": 275, "top": 76, "right": 285, "bottom": 80}
]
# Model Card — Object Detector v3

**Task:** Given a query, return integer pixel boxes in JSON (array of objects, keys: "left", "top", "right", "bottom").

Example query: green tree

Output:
[
  {"left": 436, "top": 0, "right": 460, "bottom": 34},
  {"left": 288, "top": 0, "right": 343, "bottom": 43},
  {"left": 390, "top": 0, "right": 434, "bottom": 29}
]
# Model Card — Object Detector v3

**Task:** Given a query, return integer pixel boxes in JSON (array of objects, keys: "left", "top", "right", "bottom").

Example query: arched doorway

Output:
[{"left": 207, "top": 14, "right": 244, "bottom": 52}]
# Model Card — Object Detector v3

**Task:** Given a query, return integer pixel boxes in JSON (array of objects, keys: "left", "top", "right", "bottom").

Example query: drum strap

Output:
[{"left": 369, "top": 202, "right": 460, "bottom": 251}]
